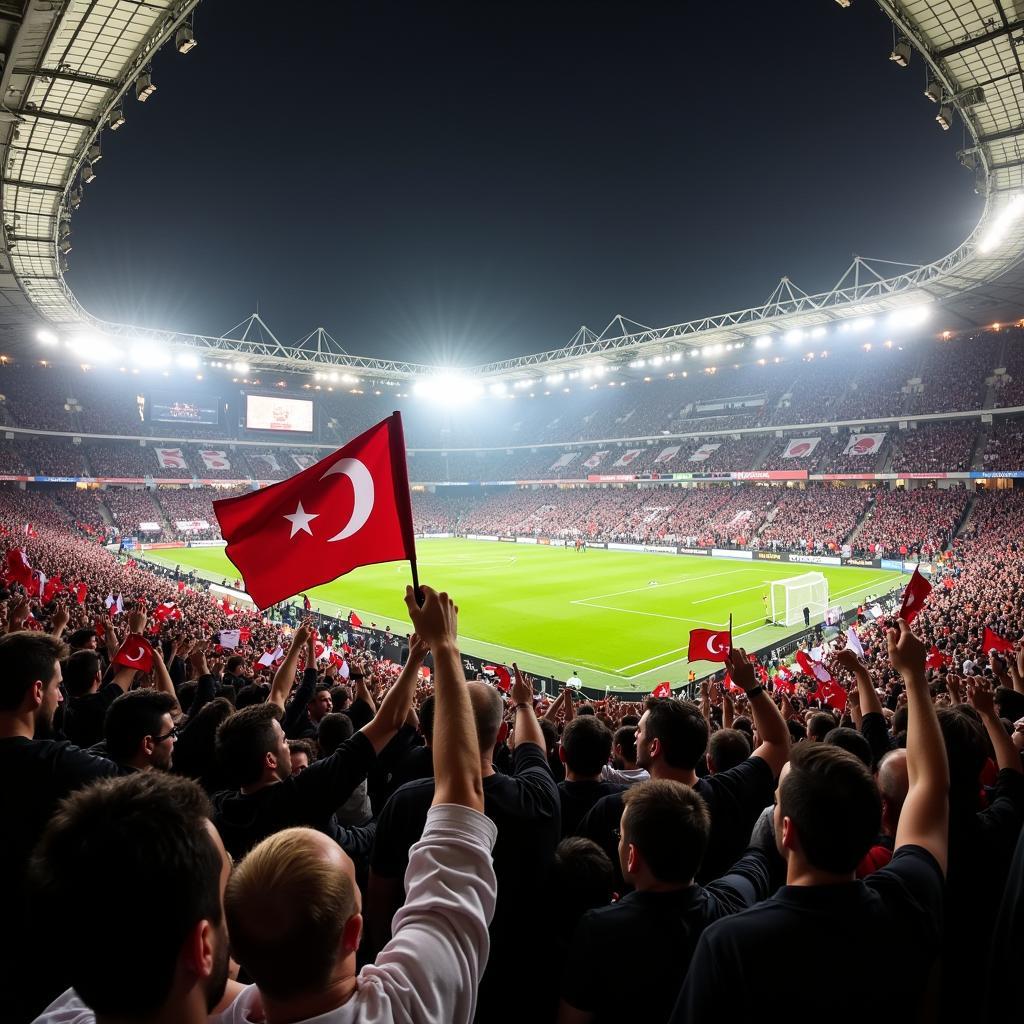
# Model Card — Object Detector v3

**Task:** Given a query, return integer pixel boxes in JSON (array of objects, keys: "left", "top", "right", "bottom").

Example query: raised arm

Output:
[
  {"left": 510, "top": 663, "right": 545, "bottom": 751},
  {"left": 968, "top": 677, "right": 1022, "bottom": 775},
  {"left": 543, "top": 688, "right": 566, "bottom": 722},
  {"left": 150, "top": 647, "right": 181, "bottom": 715},
  {"left": 361, "top": 634, "right": 426, "bottom": 754},
  {"left": 268, "top": 620, "right": 312, "bottom": 712},
  {"left": 727, "top": 647, "right": 790, "bottom": 778},
  {"left": 889, "top": 619, "right": 950, "bottom": 873},
  {"left": 404, "top": 585, "right": 483, "bottom": 810},
  {"left": 834, "top": 647, "right": 884, "bottom": 717}
]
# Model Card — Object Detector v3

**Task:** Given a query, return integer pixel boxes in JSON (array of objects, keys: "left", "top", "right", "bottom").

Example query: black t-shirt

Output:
[
  {"left": 0, "top": 737, "right": 117, "bottom": 1023},
  {"left": 578, "top": 756, "right": 776, "bottom": 883},
  {"left": 371, "top": 741, "right": 560, "bottom": 1018},
  {"left": 63, "top": 683, "right": 123, "bottom": 749},
  {"left": 558, "top": 779, "right": 626, "bottom": 838},
  {"left": 671, "top": 845, "right": 944, "bottom": 1024},
  {"left": 211, "top": 729, "right": 377, "bottom": 861},
  {"left": 562, "top": 850, "right": 772, "bottom": 1024}
]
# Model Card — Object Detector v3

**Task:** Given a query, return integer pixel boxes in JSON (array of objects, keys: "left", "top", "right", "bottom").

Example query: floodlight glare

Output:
[
  {"left": 175, "top": 352, "right": 199, "bottom": 369},
  {"left": 70, "top": 334, "right": 117, "bottom": 362},
  {"left": 175, "top": 25, "right": 197, "bottom": 54},
  {"left": 489, "top": 381, "right": 507, "bottom": 396},
  {"left": 978, "top": 195, "right": 1024, "bottom": 253},
  {"left": 136, "top": 71, "right": 156, "bottom": 102},
  {"left": 755, "top": 335, "right": 773, "bottom": 349},
  {"left": 810, "top": 326, "right": 827, "bottom": 339},
  {"left": 36, "top": 329, "right": 58, "bottom": 345},
  {"left": 887, "top": 304, "right": 931, "bottom": 330},
  {"left": 784, "top": 329, "right": 805, "bottom": 344},
  {"left": 130, "top": 340, "right": 170, "bottom": 367},
  {"left": 234, "top": 361, "right": 250, "bottom": 374}
]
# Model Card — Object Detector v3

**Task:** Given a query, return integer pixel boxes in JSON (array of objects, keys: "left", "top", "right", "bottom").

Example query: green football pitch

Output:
[{"left": 141, "top": 539, "right": 904, "bottom": 692}]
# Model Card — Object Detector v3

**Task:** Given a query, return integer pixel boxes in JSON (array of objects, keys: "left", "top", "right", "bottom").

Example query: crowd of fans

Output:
[
  {"left": 891, "top": 421, "right": 980, "bottom": 474},
  {"left": 757, "top": 486, "right": 875, "bottom": 552},
  {"left": 853, "top": 486, "right": 970, "bottom": 558},
  {"left": 0, "top": 470, "right": 1021, "bottom": 1024}
]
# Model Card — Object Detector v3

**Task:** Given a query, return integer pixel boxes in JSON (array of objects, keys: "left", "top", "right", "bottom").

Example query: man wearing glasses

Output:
[{"left": 103, "top": 690, "right": 179, "bottom": 773}]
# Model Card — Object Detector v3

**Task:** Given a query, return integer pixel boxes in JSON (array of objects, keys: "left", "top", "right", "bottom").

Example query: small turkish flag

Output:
[
  {"left": 651, "top": 681, "right": 672, "bottom": 698},
  {"left": 818, "top": 679, "right": 847, "bottom": 712},
  {"left": 483, "top": 665, "right": 512, "bottom": 692},
  {"left": 983, "top": 627, "right": 1014, "bottom": 655},
  {"left": 926, "top": 645, "right": 951, "bottom": 670},
  {"left": 796, "top": 649, "right": 833, "bottom": 684},
  {"left": 113, "top": 634, "right": 154, "bottom": 673},
  {"left": 349, "top": 611, "right": 363, "bottom": 629},
  {"left": 214, "top": 414, "right": 417, "bottom": 609},
  {"left": 6, "top": 547, "right": 33, "bottom": 586},
  {"left": 688, "top": 627, "right": 731, "bottom": 663},
  {"left": 74, "top": 582, "right": 88, "bottom": 605},
  {"left": 897, "top": 568, "right": 932, "bottom": 624},
  {"left": 239, "top": 626, "right": 252, "bottom": 644}
]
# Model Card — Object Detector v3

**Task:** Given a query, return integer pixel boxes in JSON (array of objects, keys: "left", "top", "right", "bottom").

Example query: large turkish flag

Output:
[{"left": 214, "top": 413, "right": 416, "bottom": 609}]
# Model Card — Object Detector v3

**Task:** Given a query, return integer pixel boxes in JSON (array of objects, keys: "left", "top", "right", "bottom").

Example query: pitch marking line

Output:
[{"left": 570, "top": 568, "right": 750, "bottom": 605}]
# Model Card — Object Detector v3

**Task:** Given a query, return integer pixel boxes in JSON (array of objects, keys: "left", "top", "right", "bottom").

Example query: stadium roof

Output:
[{"left": 0, "top": 0, "right": 1022, "bottom": 383}]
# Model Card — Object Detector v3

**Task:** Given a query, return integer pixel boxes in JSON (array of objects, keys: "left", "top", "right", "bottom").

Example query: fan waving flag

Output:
[
  {"left": 651, "top": 681, "right": 673, "bottom": 698},
  {"left": 113, "top": 634, "right": 154, "bottom": 673},
  {"left": 213, "top": 413, "right": 418, "bottom": 609},
  {"left": 349, "top": 611, "right": 363, "bottom": 629},
  {"left": 688, "top": 626, "right": 731, "bottom": 663},
  {"left": 897, "top": 567, "right": 932, "bottom": 625},
  {"left": 982, "top": 627, "right": 1014, "bottom": 655}
]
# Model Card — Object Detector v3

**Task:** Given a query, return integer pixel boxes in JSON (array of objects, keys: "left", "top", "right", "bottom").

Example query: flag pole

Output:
[
  {"left": 388, "top": 411, "right": 424, "bottom": 606},
  {"left": 728, "top": 612, "right": 733, "bottom": 651}
]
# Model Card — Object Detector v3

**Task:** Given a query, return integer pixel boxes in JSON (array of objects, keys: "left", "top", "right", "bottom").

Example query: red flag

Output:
[
  {"left": 795, "top": 649, "right": 833, "bottom": 684},
  {"left": 349, "top": 611, "right": 363, "bottom": 629},
  {"left": 74, "top": 582, "right": 88, "bottom": 605},
  {"left": 818, "top": 679, "right": 848, "bottom": 712},
  {"left": 213, "top": 414, "right": 417, "bottom": 609},
  {"left": 688, "top": 627, "right": 731, "bottom": 663},
  {"left": 773, "top": 667, "right": 796, "bottom": 695},
  {"left": 983, "top": 627, "right": 1014, "bottom": 655},
  {"left": 942, "top": 576, "right": 955, "bottom": 591},
  {"left": 6, "top": 547, "right": 33, "bottom": 586},
  {"left": 484, "top": 665, "right": 512, "bottom": 692},
  {"left": 898, "top": 568, "right": 932, "bottom": 625},
  {"left": 42, "top": 578, "right": 60, "bottom": 604},
  {"left": 239, "top": 626, "right": 252, "bottom": 644},
  {"left": 113, "top": 634, "right": 154, "bottom": 673},
  {"left": 93, "top": 617, "right": 105, "bottom": 638},
  {"left": 176, "top": 580, "right": 186, "bottom": 592},
  {"left": 926, "top": 645, "right": 951, "bottom": 670},
  {"left": 651, "top": 681, "right": 672, "bottom": 698}
]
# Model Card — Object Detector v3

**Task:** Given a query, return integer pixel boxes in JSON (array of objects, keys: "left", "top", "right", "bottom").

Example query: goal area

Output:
[{"left": 770, "top": 572, "right": 829, "bottom": 627}]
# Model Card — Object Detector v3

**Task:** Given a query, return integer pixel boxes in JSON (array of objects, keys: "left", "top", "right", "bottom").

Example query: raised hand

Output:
[
  {"left": 510, "top": 662, "right": 534, "bottom": 706},
  {"left": 834, "top": 647, "right": 863, "bottom": 674},
  {"left": 128, "top": 607, "right": 147, "bottom": 635},
  {"left": 403, "top": 585, "right": 458, "bottom": 652},
  {"left": 724, "top": 646, "right": 757, "bottom": 693},
  {"left": 967, "top": 677, "right": 996, "bottom": 717},
  {"left": 886, "top": 618, "right": 927, "bottom": 679}
]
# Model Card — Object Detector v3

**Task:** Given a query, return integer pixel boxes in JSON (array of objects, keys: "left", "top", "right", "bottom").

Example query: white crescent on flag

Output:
[
  {"left": 122, "top": 644, "right": 144, "bottom": 663},
  {"left": 321, "top": 458, "right": 374, "bottom": 542},
  {"left": 707, "top": 633, "right": 723, "bottom": 655}
]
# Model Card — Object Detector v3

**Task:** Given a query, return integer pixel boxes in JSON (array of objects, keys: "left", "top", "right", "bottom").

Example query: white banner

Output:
[
  {"left": 843, "top": 432, "right": 886, "bottom": 456},
  {"left": 654, "top": 445, "right": 682, "bottom": 464},
  {"left": 689, "top": 443, "right": 721, "bottom": 462},
  {"left": 516, "top": 536, "right": 539, "bottom": 544},
  {"left": 712, "top": 548, "right": 754, "bottom": 560},
  {"left": 782, "top": 437, "right": 821, "bottom": 459},
  {"left": 549, "top": 452, "right": 580, "bottom": 470},
  {"left": 199, "top": 449, "right": 231, "bottom": 471},
  {"left": 174, "top": 519, "right": 210, "bottom": 531},
  {"left": 249, "top": 452, "right": 282, "bottom": 473},
  {"left": 155, "top": 447, "right": 187, "bottom": 470},
  {"left": 138, "top": 521, "right": 161, "bottom": 533},
  {"left": 789, "top": 553, "right": 842, "bottom": 566},
  {"left": 613, "top": 449, "right": 643, "bottom": 467},
  {"left": 582, "top": 450, "right": 609, "bottom": 469}
]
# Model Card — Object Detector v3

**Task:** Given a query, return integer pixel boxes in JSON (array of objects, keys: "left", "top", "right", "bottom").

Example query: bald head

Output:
[
  {"left": 225, "top": 827, "right": 360, "bottom": 1001},
  {"left": 877, "top": 748, "right": 909, "bottom": 835},
  {"left": 468, "top": 681, "right": 504, "bottom": 751}
]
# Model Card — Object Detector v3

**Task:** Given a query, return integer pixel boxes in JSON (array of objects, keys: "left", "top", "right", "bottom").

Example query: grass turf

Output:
[{"left": 143, "top": 539, "right": 904, "bottom": 692}]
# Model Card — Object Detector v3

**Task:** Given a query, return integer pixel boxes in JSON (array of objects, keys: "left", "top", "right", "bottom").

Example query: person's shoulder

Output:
[
  {"left": 385, "top": 776, "right": 437, "bottom": 810},
  {"left": 866, "top": 843, "right": 943, "bottom": 891},
  {"left": 696, "top": 755, "right": 773, "bottom": 794}
]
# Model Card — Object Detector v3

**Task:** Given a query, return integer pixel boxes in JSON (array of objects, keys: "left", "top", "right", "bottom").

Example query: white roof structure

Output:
[{"left": 0, "top": 0, "right": 1021, "bottom": 382}]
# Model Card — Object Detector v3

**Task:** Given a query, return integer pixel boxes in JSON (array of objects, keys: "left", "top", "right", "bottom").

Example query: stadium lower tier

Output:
[{"left": 1, "top": 476, "right": 1005, "bottom": 561}]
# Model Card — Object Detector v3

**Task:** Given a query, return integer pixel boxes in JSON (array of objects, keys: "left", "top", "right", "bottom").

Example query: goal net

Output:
[{"left": 770, "top": 572, "right": 829, "bottom": 627}]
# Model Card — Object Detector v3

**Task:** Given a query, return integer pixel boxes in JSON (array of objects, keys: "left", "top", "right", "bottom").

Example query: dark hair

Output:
[
  {"left": 67, "top": 627, "right": 97, "bottom": 649},
  {"left": 225, "top": 656, "right": 245, "bottom": 675},
  {"left": 104, "top": 690, "right": 178, "bottom": 762},
  {"left": 172, "top": 697, "right": 234, "bottom": 786},
  {"left": 779, "top": 743, "right": 881, "bottom": 873},
  {"left": 561, "top": 716, "right": 613, "bottom": 776},
  {"left": 613, "top": 725, "right": 638, "bottom": 764},
  {"left": 30, "top": 773, "right": 223, "bottom": 1017},
  {"left": 995, "top": 685, "right": 1024, "bottom": 723},
  {"left": 576, "top": 704, "right": 596, "bottom": 717},
  {"left": 330, "top": 684, "right": 352, "bottom": 711},
  {"left": 620, "top": 714, "right": 640, "bottom": 727},
  {"left": 539, "top": 717, "right": 559, "bottom": 756},
  {"left": 643, "top": 697, "right": 709, "bottom": 770},
  {"left": 708, "top": 728, "right": 751, "bottom": 773},
  {"left": 418, "top": 694, "right": 435, "bottom": 743},
  {"left": 216, "top": 703, "right": 282, "bottom": 787},
  {"left": 807, "top": 712, "right": 837, "bottom": 742},
  {"left": 287, "top": 738, "right": 315, "bottom": 762},
  {"left": 177, "top": 679, "right": 198, "bottom": 715},
  {"left": 892, "top": 705, "right": 909, "bottom": 736},
  {"left": 315, "top": 712, "right": 354, "bottom": 756},
  {"left": 63, "top": 649, "right": 101, "bottom": 698},
  {"left": 937, "top": 705, "right": 988, "bottom": 796},
  {"left": 549, "top": 837, "right": 614, "bottom": 926},
  {"left": 824, "top": 726, "right": 873, "bottom": 768},
  {"left": 236, "top": 683, "right": 270, "bottom": 709},
  {"left": 622, "top": 779, "right": 711, "bottom": 883},
  {"left": 0, "top": 630, "right": 66, "bottom": 710}
]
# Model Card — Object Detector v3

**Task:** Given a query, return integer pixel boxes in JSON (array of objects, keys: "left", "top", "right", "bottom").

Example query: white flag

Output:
[
  {"left": 845, "top": 627, "right": 865, "bottom": 659},
  {"left": 219, "top": 629, "right": 241, "bottom": 649}
]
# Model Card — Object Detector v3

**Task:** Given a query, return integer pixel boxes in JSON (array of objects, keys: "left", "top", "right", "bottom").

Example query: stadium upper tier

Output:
[
  {"left": 1, "top": 323, "right": 1023, "bottom": 482},
  {"left": 1, "top": 2, "right": 1024, "bottom": 380}
]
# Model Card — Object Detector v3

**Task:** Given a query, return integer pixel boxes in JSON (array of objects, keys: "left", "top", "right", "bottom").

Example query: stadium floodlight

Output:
[
  {"left": 784, "top": 329, "right": 805, "bottom": 345},
  {"left": 810, "top": 326, "right": 827, "bottom": 339},
  {"left": 234, "top": 361, "right": 250, "bottom": 374},
  {"left": 36, "top": 329, "right": 58, "bottom": 345},
  {"left": 175, "top": 351, "right": 199, "bottom": 369},
  {"left": 58, "top": 237, "right": 72, "bottom": 254},
  {"left": 342, "top": 373, "right": 358, "bottom": 384},
  {"left": 651, "top": 355, "right": 664, "bottom": 366},
  {"left": 843, "top": 316, "right": 875, "bottom": 333},
  {"left": 978, "top": 195, "right": 1024, "bottom": 252},
  {"left": 130, "top": 340, "right": 170, "bottom": 368},
  {"left": 936, "top": 103, "right": 953, "bottom": 130},
  {"left": 755, "top": 335, "right": 772, "bottom": 349},
  {"left": 87, "top": 142, "right": 102, "bottom": 164},
  {"left": 328, "top": 371, "right": 338, "bottom": 382},
  {"left": 69, "top": 186, "right": 82, "bottom": 210},
  {"left": 887, "top": 304, "right": 931, "bottom": 330},
  {"left": 108, "top": 106, "right": 125, "bottom": 131},
  {"left": 136, "top": 71, "right": 156, "bottom": 102},
  {"left": 834, "top": 0, "right": 851, "bottom": 7},
  {"left": 175, "top": 24, "right": 197, "bottom": 54},
  {"left": 81, "top": 160, "right": 96, "bottom": 183},
  {"left": 889, "top": 37, "right": 911, "bottom": 67},
  {"left": 924, "top": 80, "right": 942, "bottom": 104},
  {"left": 545, "top": 372, "right": 565, "bottom": 384},
  {"left": 70, "top": 334, "right": 117, "bottom": 362},
  {"left": 489, "top": 381, "right": 507, "bottom": 396}
]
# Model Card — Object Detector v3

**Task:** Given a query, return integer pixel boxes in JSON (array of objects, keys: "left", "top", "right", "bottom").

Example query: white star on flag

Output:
[{"left": 283, "top": 500, "right": 319, "bottom": 539}]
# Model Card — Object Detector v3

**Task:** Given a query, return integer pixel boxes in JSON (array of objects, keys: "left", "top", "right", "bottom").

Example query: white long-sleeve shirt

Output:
[{"left": 35, "top": 804, "right": 498, "bottom": 1024}]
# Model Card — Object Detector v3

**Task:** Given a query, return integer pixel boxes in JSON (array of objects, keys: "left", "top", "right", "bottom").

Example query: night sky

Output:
[{"left": 66, "top": 0, "right": 981, "bottom": 364}]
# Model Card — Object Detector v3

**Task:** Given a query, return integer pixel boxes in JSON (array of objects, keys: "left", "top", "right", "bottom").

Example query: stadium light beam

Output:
[
  {"left": 175, "top": 351, "right": 199, "bottom": 369},
  {"left": 130, "top": 340, "right": 170, "bottom": 368},
  {"left": 784, "top": 329, "right": 805, "bottom": 345},
  {"left": 755, "top": 335, "right": 773, "bottom": 349},
  {"left": 978, "top": 195, "right": 1024, "bottom": 253},
  {"left": 36, "top": 329, "right": 58, "bottom": 345},
  {"left": 887, "top": 304, "right": 931, "bottom": 330}
]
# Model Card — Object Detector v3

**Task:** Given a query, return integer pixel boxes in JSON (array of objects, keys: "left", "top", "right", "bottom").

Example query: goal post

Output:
[{"left": 770, "top": 572, "right": 829, "bottom": 627}]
